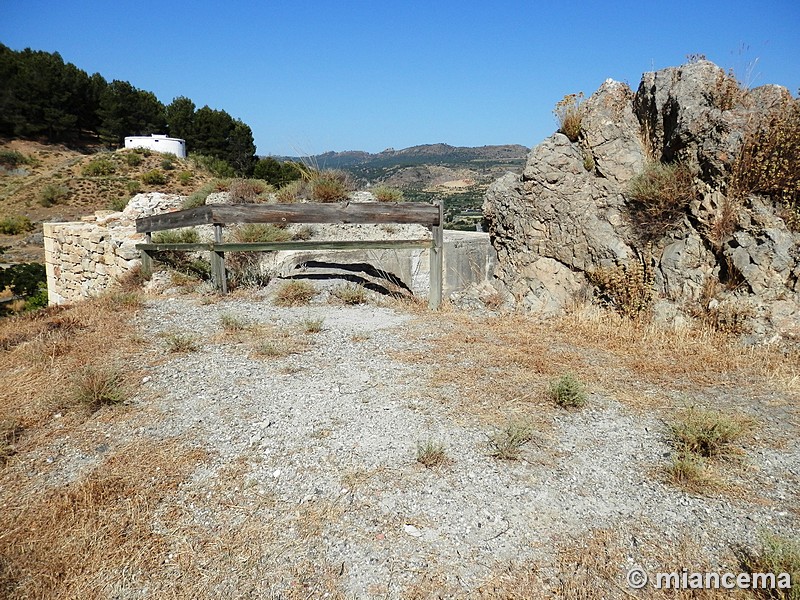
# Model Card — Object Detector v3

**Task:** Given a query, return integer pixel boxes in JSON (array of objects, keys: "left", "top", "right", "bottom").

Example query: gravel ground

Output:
[{"left": 121, "top": 287, "right": 799, "bottom": 597}]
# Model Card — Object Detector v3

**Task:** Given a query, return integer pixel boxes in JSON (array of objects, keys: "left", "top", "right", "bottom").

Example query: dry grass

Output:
[
  {"left": 416, "top": 440, "right": 450, "bottom": 468},
  {"left": 273, "top": 280, "right": 317, "bottom": 307}
]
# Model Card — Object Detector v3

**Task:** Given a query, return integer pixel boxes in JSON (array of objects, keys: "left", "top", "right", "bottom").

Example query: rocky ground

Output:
[{"left": 1, "top": 277, "right": 798, "bottom": 598}]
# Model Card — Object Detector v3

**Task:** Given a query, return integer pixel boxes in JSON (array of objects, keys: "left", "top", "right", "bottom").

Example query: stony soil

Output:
[{"left": 81, "top": 284, "right": 798, "bottom": 598}]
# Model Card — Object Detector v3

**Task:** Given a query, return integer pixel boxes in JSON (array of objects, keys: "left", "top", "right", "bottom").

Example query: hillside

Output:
[{"left": 0, "top": 140, "right": 216, "bottom": 263}]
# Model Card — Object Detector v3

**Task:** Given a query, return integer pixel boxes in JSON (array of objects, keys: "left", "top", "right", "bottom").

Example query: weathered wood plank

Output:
[
  {"left": 135, "top": 206, "right": 214, "bottom": 233},
  {"left": 135, "top": 202, "right": 440, "bottom": 232},
  {"left": 211, "top": 223, "right": 227, "bottom": 293}
]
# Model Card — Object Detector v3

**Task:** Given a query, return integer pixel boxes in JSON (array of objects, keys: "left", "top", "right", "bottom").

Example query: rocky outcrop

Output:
[{"left": 485, "top": 61, "right": 800, "bottom": 342}]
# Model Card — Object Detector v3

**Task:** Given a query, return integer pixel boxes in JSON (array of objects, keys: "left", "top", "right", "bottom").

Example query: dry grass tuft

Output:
[
  {"left": 68, "top": 364, "right": 128, "bottom": 409},
  {"left": 416, "top": 440, "right": 450, "bottom": 468},
  {"left": 273, "top": 280, "right": 317, "bottom": 307},
  {"left": 332, "top": 283, "right": 368, "bottom": 305},
  {"left": 488, "top": 421, "right": 533, "bottom": 460}
]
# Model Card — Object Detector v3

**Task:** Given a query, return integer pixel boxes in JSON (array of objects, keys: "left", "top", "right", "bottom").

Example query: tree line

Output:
[{"left": 0, "top": 44, "right": 277, "bottom": 178}]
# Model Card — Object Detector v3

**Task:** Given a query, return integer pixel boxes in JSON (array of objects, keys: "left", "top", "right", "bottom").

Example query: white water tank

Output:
[{"left": 124, "top": 134, "right": 187, "bottom": 158}]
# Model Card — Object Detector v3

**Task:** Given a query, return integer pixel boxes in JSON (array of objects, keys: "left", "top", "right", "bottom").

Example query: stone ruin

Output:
[{"left": 484, "top": 60, "right": 799, "bottom": 344}]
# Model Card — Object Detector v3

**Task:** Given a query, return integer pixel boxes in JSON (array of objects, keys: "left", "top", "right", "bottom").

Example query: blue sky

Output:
[{"left": 2, "top": 0, "right": 799, "bottom": 156}]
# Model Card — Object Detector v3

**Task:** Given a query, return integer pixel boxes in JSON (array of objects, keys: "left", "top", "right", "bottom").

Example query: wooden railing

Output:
[{"left": 135, "top": 201, "right": 444, "bottom": 308}]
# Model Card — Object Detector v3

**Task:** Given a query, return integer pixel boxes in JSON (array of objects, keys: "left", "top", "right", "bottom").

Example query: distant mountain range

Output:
[{"left": 273, "top": 143, "right": 529, "bottom": 189}]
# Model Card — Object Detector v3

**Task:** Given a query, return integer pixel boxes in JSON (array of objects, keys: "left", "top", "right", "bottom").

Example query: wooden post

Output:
[
  {"left": 211, "top": 224, "right": 228, "bottom": 294},
  {"left": 429, "top": 202, "right": 444, "bottom": 309},
  {"left": 141, "top": 232, "right": 153, "bottom": 276}
]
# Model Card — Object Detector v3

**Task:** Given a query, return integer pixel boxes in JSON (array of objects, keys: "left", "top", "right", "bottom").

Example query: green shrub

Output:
[
  {"left": 740, "top": 534, "right": 800, "bottom": 600},
  {"left": 0, "top": 215, "right": 34, "bottom": 235},
  {"left": 275, "top": 179, "right": 306, "bottom": 203},
  {"left": 164, "top": 332, "right": 199, "bottom": 353},
  {"left": 232, "top": 223, "right": 292, "bottom": 243},
  {"left": 134, "top": 147, "right": 152, "bottom": 157},
  {"left": 626, "top": 162, "right": 696, "bottom": 239},
  {"left": 126, "top": 180, "right": 142, "bottom": 195},
  {"left": 669, "top": 408, "right": 749, "bottom": 459},
  {"left": 141, "top": 169, "right": 167, "bottom": 185},
  {"left": 0, "top": 150, "right": 28, "bottom": 168},
  {"left": 273, "top": 280, "right": 316, "bottom": 307},
  {"left": 191, "top": 153, "right": 235, "bottom": 178},
  {"left": 152, "top": 228, "right": 200, "bottom": 244},
  {"left": 183, "top": 183, "right": 215, "bottom": 209},
  {"left": 108, "top": 197, "right": 128, "bottom": 212},
  {"left": 372, "top": 185, "right": 404, "bottom": 202},
  {"left": 178, "top": 171, "right": 192, "bottom": 186},
  {"left": 160, "top": 155, "right": 175, "bottom": 170},
  {"left": 488, "top": 422, "right": 532, "bottom": 460},
  {"left": 547, "top": 373, "right": 587, "bottom": 408},
  {"left": 38, "top": 183, "right": 69, "bottom": 206},
  {"left": 82, "top": 157, "right": 116, "bottom": 176},
  {"left": 125, "top": 153, "right": 143, "bottom": 167},
  {"left": 553, "top": 92, "right": 585, "bottom": 142}
]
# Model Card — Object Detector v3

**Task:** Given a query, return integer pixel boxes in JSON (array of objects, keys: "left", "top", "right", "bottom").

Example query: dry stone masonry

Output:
[{"left": 44, "top": 193, "right": 183, "bottom": 304}]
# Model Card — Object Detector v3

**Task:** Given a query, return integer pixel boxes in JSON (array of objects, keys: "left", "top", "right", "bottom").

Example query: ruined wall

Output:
[{"left": 43, "top": 193, "right": 184, "bottom": 304}]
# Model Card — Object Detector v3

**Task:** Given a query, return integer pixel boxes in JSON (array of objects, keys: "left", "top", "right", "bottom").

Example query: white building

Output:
[{"left": 124, "top": 134, "right": 186, "bottom": 158}]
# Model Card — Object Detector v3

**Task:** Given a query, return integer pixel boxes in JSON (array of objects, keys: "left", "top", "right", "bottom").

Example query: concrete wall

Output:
[{"left": 124, "top": 134, "right": 187, "bottom": 158}]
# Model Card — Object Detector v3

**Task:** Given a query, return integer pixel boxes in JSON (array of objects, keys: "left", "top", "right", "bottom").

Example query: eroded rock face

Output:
[{"left": 485, "top": 60, "right": 800, "bottom": 343}]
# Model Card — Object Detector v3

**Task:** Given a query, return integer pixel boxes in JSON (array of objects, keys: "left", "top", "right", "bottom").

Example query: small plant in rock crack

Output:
[
  {"left": 416, "top": 440, "right": 449, "bottom": 468},
  {"left": 164, "top": 332, "right": 199, "bottom": 353},
  {"left": 489, "top": 422, "right": 533, "bottom": 460},
  {"left": 547, "top": 373, "right": 587, "bottom": 408}
]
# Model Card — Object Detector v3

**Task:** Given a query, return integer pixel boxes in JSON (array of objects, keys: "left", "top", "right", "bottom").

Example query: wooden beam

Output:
[
  {"left": 135, "top": 243, "right": 212, "bottom": 252},
  {"left": 135, "top": 202, "right": 441, "bottom": 232},
  {"left": 213, "top": 239, "right": 433, "bottom": 252},
  {"left": 135, "top": 206, "right": 214, "bottom": 233},
  {"left": 211, "top": 224, "right": 227, "bottom": 294},
  {"left": 140, "top": 232, "right": 153, "bottom": 276}
]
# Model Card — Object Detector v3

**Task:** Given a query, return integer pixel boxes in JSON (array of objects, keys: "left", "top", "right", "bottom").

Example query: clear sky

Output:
[{"left": 2, "top": 0, "right": 799, "bottom": 156}]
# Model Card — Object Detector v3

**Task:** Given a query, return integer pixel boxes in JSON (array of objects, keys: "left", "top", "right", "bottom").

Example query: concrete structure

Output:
[
  {"left": 124, "top": 134, "right": 187, "bottom": 158},
  {"left": 44, "top": 194, "right": 497, "bottom": 305}
]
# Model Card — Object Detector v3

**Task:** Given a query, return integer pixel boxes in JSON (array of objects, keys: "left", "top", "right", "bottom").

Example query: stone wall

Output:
[{"left": 44, "top": 193, "right": 184, "bottom": 304}]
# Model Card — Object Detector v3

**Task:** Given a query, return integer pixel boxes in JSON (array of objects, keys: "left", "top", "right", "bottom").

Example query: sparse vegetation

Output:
[
  {"left": 669, "top": 407, "right": 749, "bottom": 459},
  {"left": 0, "top": 420, "right": 22, "bottom": 463},
  {"left": 141, "top": 169, "right": 167, "bottom": 185},
  {"left": 81, "top": 157, "right": 116, "bottom": 176},
  {"left": 730, "top": 97, "right": 800, "bottom": 230},
  {"left": 38, "top": 183, "right": 69, "bottom": 206},
  {"left": 152, "top": 228, "right": 200, "bottom": 244},
  {"left": 125, "top": 152, "right": 143, "bottom": 167},
  {"left": 0, "top": 149, "right": 29, "bottom": 168},
  {"left": 231, "top": 223, "right": 292, "bottom": 243},
  {"left": 547, "top": 373, "right": 587, "bottom": 408},
  {"left": 333, "top": 283, "right": 368, "bottom": 305},
  {"left": 273, "top": 280, "right": 316, "bottom": 307},
  {"left": 488, "top": 421, "right": 533, "bottom": 460},
  {"left": 416, "top": 440, "right": 449, "bottom": 468},
  {"left": 300, "top": 317, "right": 324, "bottom": 333},
  {"left": 553, "top": 92, "right": 585, "bottom": 142},
  {"left": 220, "top": 312, "right": 249, "bottom": 331},
  {"left": 589, "top": 259, "right": 655, "bottom": 319},
  {"left": 228, "top": 178, "right": 272, "bottom": 203},
  {"left": 69, "top": 365, "right": 127, "bottom": 409},
  {"left": 740, "top": 534, "right": 800, "bottom": 600},
  {"left": 371, "top": 185, "right": 404, "bottom": 202},
  {"left": 164, "top": 332, "right": 200, "bottom": 353},
  {"left": 0, "top": 215, "right": 34, "bottom": 235},
  {"left": 626, "top": 161, "right": 697, "bottom": 238}
]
